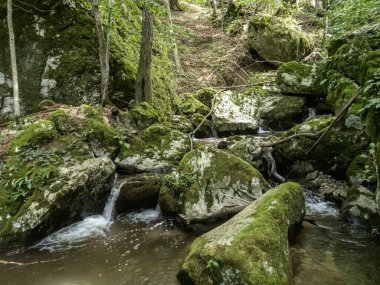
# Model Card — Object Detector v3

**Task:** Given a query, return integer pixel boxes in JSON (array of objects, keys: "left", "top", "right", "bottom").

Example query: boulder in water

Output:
[
  {"left": 177, "top": 182, "right": 306, "bottom": 285},
  {"left": 159, "top": 146, "right": 269, "bottom": 221},
  {"left": 115, "top": 173, "right": 162, "bottom": 214}
]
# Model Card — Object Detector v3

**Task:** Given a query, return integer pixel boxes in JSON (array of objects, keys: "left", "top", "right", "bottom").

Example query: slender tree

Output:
[
  {"left": 163, "top": 0, "right": 183, "bottom": 75},
  {"left": 169, "top": 0, "right": 183, "bottom": 11},
  {"left": 92, "top": 0, "right": 112, "bottom": 106},
  {"left": 135, "top": 3, "right": 154, "bottom": 105},
  {"left": 7, "top": 0, "right": 20, "bottom": 119}
]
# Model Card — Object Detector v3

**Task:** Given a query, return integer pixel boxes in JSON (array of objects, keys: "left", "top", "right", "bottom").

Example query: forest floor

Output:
[{"left": 172, "top": 2, "right": 269, "bottom": 95}]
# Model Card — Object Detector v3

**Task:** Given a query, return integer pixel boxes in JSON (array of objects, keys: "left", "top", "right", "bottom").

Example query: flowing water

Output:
[
  {"left": 291, "top": 192, "right": 380, "bottom": 285},
  {"left": 1, "top": 178, "right": 380, "bottom": 284}
]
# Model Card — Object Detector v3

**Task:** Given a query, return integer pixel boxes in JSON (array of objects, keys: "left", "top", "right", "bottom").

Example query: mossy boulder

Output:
[
  {"left": 342, "top": 185, "right": 379, "bottom": 228},
  {"left": 130, "top": 102, "right": 162, "bottom": 130},
  {"left": 115, "top": 173, "right": 162, "bottom": 214},
  {"left": 159, "top": 146, "right": 269, "bottom": 220},
  {"left": 0, "top": 157, "right": 115, "bottom": 246},
  {"left": 177, "top": 182, "right": 306, "bottom": 285},
  {"left": 260, "top": 94, "right": 306, "bottom": 131},
  {"left": 346, "top": 153, "right": 377, "bottom": 186},
  {"left": 212, "top": 90, "right": 260, "bottom": 136},
  {"left": 9, "top": 120, "right": 58, "bottom": 153},
  {"left": 115, "top": 124, "right": 190, "bottom": 173},
  {"left": 248, "top": 14, "right": 313, "bottom": 66},
  {"left": 274, "top": 115, "right": 369, "bottom": 178},
  {"left": 326, "top": 40, "right": 372, "bottom": 83},
  {"left": 325, "top": 71, "right": 361, "bottom": 114},
  {"left": 192, "top": 88, "right": 219, "bottom": 108},
  {"left": 0, "top": 0, "right": 175, "bottom": 121},
  {"left": 177, "top": 93, "right": 210, "bottom": 116},
  {"left": 276, "top": 62, "right": 324, "bottom": 95}
]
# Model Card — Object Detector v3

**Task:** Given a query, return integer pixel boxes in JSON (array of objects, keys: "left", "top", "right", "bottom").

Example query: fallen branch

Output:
[
  {"left": 189, "top": 91, "right": 220, "bottom": 150},
  {"left": 260, "top": 128, "right": 326, "bottom": 147},
  {"left": 0, "top": 257, "right": 64, "bottom": 266}
]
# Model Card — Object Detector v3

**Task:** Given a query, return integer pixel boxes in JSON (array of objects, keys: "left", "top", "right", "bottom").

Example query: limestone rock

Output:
[
  {"left": 115, "top": 124, "right": 190, "bottom": 174},
  {"left": 159, "top": 146, "right": 268, "bottom": 220},
  {"left": 212, "top": 90, "right": 260, "bottom": 136},
  {"left": 248, "top": 14, "right": 313, "bottom": 66},
  {"left": 177, "top": 182, "right": 306, "bottom": 285},
  {"left": 0, "top": 157, "right": 115, "bottom": 245}
]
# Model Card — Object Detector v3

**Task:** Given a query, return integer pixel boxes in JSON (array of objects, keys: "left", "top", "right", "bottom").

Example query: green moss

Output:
[
  {"left": 177, "top": 93, "right": 210, "bottom": 116},
  {"left": 9, "top": 120, "right": 58, "bottom": 153},
  {"left": 178, "top": 182, "right": 305, "bottom": 285},
  {"left": 131, "top": 102, "right": 162, "bottom": 129},
  {"left": 326, "top": 40, "right": 371, "bottom": 83},
  {"left": 326, "top": 71, "right": 358, "bottom": 113},
  {"left": 347, "top": 153, "right": 377, "bottom": 186}
]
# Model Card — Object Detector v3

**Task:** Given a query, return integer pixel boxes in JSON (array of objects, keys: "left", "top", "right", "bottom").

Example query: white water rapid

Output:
[{"left": 34, "top": 175, "right": 123, "bottom": 251}]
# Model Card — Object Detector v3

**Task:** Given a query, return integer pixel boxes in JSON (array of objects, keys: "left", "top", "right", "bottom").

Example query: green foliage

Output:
[
  {"left": 163, "top": 172, "right": 196, "bottom": 192},
  {"left": 206, "top": 259, "right": 219, "bottom": 269},
  {"left": 329, "top": 0, "right": 380, "bottom": 37}
]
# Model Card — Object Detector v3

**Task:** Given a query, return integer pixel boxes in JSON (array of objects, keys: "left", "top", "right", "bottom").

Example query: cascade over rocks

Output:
[
  {"left": 0, "top": 156, "right": 115, "bottom": 246},
  {"left": 248, "top": 13, "right": 313, "bottom": 66},
  {"left": 177, "top": 182, "right": 306, "bottom": 285},
  {"left": 159, "top": 146, "right": 269, "bottom": 221}
]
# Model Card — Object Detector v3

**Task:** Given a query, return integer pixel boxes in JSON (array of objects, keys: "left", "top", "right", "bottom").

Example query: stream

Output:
[{"left": 1, "top": 163, "right": 380, "bottom": 284}]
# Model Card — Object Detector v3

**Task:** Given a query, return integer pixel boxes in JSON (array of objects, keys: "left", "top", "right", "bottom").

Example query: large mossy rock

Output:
[
  {"left": 346, "top": 153, "right": 377, "bottom": 187},
  {"left": 276, "top": 62, "right": 324, "bottom": 95},
  {"left": 115, "top": 173, "right": 162, "bottom": 214},
  {"left": 0, "top": 157, "right": 115, "bottom": 245},
  {"left": 115, "top": 124, "right": 190, "bottom": 174},
  {"left": 248, "top": 14, "right": 313, "bottom": 66},
  {"left": 0, "top": 104, "right": 123, "bottom": 245},
  {"left": 159, "top": 146, "right": 268, "bottom": 220},
  {"left": 177, "top": 182, "right": 306, "bottom": 285},
  {"left": 212, "top": 90, "right": 260, "bottom": 136},
  {"left": 274, "top": 115, "right": 369, "bottom": 178},
  {"left": 0, "top": 0, "right": 175, "bottom": 121}
]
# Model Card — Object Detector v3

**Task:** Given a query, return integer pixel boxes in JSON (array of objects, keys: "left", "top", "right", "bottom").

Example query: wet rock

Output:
[
  {"left": 115, "top": 173, "right": 162, "bottom": 214},
  {"left": 342, "top": 185, "right": 379, "bottom": 227},
  {"left": 248, "top": 13, "right": 313, "bottom": 66},
  {"left": 159, "top": 146, "right": 268, "bottom": 220},
  {"left": 0, "top": 157, "right": 115, "bottom": 246},
  {"left": 212, "top": 90, "right": 260, "bottom": 136},
  {"left": 177, "top": 182, "right": 306, "bottom": 285}
]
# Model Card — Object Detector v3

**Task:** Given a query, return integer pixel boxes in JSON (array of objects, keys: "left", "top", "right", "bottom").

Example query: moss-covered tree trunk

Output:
[
  {"left": 92, "top": 0, "right": 111, "bottom": 106},
  {"left": 7, "top": 0, "right": 20, "bottom": 118},
  {"left": 135, "top": 5, "right": 153, "bottom": 105},
  {"left": 170, "top": 0, "right": 183, "bottom": 11}
]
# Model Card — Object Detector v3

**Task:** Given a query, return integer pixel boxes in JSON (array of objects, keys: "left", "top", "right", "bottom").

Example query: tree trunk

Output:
[
  {"left": 170, "top": 0, "right": 183, "bottom": 11},
  {"left": 163, "top": 0, "right": 183, "bottom": 75},
  {"left": 135, "top": 5, "right": 153, "bottom": 105},
  {"left": 7, "top": 0, "right": 20, "bottom": 119},
  {"left": 92, "top": 0, "right": 111, "bottom": 107},
  {"left": 211, "top": 0, "right": 217, "bottom": 18}
]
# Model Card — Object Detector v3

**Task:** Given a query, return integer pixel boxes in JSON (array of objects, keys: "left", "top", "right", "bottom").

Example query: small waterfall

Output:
[
  {"left": 308, "top": 107, "right": 316, "bottom": 119},
  {"left": 263, "top": 148, "right": 285, "bottom": 183},
  {"left": 210, "top": 121, "right": 218, "bottom": 138},
  {"left": 258, "top": 119, "right": 271, "bottom": 135},
  {"left": 33, "top": 175, "right": 123, "bottom": 251}
]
